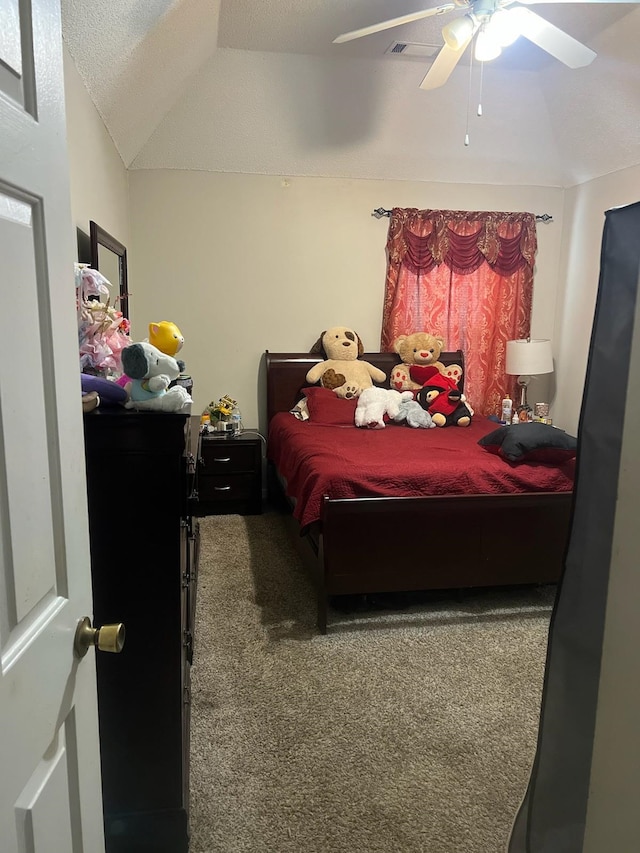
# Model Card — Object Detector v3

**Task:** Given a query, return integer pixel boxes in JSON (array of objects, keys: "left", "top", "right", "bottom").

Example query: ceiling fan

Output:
[{"left": 333, "top": 0, "right": 636, "bottom": 91}]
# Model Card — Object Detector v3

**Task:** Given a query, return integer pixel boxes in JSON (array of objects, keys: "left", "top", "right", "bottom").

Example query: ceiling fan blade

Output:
[
  {"left": 510, "top": 7, "right": 596, "bottom": 68},
  {"left": 333, "top": 3, "right": 457, "bottom": 44},
  {"left": 419, "top": 33, "right": 474, "bottom": 90}
]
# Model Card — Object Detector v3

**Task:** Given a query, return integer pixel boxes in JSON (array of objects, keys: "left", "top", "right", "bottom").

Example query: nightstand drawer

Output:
[
  {"left": 200, "top": 442, "right": 257, "bottom": 473},
  {"left": 198, "top": 473, "right": 257, "bottom": 504}
]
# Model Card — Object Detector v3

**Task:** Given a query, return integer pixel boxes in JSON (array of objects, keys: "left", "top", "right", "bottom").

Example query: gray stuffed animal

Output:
[
  {"left": 394, "top": 398, "right": 436, "bottom": 429},
  {"left": 121, "top": 341, "right": 192, "bottom": 413}
]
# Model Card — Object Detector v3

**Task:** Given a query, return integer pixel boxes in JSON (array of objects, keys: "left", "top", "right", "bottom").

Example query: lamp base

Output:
[{"left": 516, "top": 375, "right": 532, "bottom": 408}]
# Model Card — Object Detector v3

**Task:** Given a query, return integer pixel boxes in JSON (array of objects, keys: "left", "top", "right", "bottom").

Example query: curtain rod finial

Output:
[{"left": 372, "top": 208, "right": 391, "bottom": 219}]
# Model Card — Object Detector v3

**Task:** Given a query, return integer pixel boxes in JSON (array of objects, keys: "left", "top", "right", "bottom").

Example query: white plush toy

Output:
[
  {"left": 394, "top": 398, "right": 436, "bottom": 429},
  {"left": 121, "top": 341, "right": 192, "bottom": 413},
  {"left": 355, "top": 388, "right": 413, "bottom": 430}
]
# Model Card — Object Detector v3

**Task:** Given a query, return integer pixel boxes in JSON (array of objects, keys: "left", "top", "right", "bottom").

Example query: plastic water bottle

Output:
[
  {"left": 501, "top": 395, "right": 513, "bottom": 424},
  {"left": 231, "top": 407, "right": 243, "bottom": 435}
]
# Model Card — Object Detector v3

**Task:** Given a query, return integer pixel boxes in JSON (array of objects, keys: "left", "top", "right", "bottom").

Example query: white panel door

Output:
[{"left": 0, "top": 1, "right": 105, "bottom": 851}]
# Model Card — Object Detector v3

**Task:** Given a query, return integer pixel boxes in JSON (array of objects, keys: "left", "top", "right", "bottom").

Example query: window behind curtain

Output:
[{"left": 381, "top": 208, "right": 537, "bottom": 417}]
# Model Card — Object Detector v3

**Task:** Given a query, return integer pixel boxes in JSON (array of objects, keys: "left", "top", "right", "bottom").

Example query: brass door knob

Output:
[{"left": 74, "top": 617, "right": 126, "bottom": 658}]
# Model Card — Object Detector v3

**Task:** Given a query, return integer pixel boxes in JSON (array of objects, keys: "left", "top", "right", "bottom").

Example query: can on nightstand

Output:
[{"left": 534, "top": 402, "right": 550, "bottom": 419}]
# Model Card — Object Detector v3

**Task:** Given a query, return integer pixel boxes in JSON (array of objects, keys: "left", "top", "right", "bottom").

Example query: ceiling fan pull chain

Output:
[
  {"left": 465, "top": 44, "right": 474, "bottom": 146},
  {"left": 477, "top": 59, "right": 484, "bottom": 117}
]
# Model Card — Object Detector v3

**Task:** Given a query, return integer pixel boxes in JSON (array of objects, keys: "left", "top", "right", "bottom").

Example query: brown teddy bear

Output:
[
  {"left": 389, "top": 332, "right": 449, "bottom": 392},
  {"left": 306, "top": 326, "right": 386, "bottom": 399}
]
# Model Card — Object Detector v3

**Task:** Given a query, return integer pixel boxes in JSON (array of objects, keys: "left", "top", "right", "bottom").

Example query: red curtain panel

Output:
[{"left": 381, "top": 208, "right": 536, "bottom": 417}]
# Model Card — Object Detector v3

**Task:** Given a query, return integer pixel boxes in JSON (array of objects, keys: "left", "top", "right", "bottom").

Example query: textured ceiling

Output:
[
  {"left": 61, "top": 0, "right": 222, "bottom": 165},
  {"left": 61, "top": 1, "right": 640, "bottom": 186}
]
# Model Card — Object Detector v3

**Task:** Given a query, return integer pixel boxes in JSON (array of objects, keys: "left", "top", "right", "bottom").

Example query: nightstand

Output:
[{"left": 196, "top": 430, "right": 263, "bottom": 515}]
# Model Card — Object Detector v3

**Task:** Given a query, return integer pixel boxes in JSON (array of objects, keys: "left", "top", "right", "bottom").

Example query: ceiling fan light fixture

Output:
[
  {"left": 334, "top": 0, "right": 600, "bottom": 92},
  {"left": 487, "top": 9, "right": 521, "bottom": 48},
  {"left": 442, "top": 15, "right": 475, "bottom": 51},
  {"left": 474, "top": 26, "right": 502, "bottom": 63}
]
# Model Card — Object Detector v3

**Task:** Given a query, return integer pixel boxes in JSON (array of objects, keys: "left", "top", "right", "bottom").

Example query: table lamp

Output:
[{"left": 505, "top": 338, "right": 554, "bottom": 408}]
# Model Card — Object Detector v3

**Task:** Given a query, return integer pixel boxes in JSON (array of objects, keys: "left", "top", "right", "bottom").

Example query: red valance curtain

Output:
[{"left": 381, "top": 208, "right": 537, "bottom": 417}]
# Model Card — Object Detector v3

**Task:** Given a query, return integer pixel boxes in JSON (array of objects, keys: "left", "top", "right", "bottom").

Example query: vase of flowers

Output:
[{"left": 208, "top": 395, "right": 237, "bottom": 431}]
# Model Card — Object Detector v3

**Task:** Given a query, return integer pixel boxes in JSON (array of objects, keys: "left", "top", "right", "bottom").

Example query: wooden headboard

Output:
[{"left": 264, "top": 350, "right": 465, "bottom": 425}]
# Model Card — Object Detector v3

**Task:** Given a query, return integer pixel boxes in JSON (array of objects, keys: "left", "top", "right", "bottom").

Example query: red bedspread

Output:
[{"left": 268, "top": 413, "right": 575, "bottom": 530}]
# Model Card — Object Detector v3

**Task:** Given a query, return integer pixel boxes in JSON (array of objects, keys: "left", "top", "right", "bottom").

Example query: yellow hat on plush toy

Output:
[{"left": 148, "top": 321, "right": 184, "bottom": 356}]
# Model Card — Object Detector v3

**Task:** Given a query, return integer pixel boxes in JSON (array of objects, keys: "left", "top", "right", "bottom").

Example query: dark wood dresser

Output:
[{"left": 83, "top": 409, "right": 199, "bottom": 853}]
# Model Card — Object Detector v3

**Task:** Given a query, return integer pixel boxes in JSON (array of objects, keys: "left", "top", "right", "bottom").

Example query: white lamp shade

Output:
[
  {"left": 506, "top": 339, "right": 553, "bottom": 376},
  {"left": 487, "top": 9, "right": 521, "bottom": 47},
  {"left": 474, "top": 27, "right": 501, "bottom": 62},
  {"left": 442, "top": 15, "right": 475, "bottom": 50}
]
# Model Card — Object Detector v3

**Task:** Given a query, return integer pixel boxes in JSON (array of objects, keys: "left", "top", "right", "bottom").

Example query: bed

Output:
[{"left": 265, "top": 350, "right": 574, "bottom": 633}]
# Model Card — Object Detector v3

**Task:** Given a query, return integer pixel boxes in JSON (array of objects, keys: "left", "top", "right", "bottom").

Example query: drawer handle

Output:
[
  {"left": 214, "top": 457, "right": 232, "bottom": 463},
  {"left": 214, "top": 485, "right": 232, "bottom": 491}
]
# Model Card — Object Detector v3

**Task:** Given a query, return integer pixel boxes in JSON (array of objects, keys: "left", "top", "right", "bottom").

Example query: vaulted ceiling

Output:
[{"left": 61, "top": 1, "right": 640, "bottom": 187}]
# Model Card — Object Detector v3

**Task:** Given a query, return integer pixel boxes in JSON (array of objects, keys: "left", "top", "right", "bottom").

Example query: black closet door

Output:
[{"left": 509, "top": 200, "right": 640, "bottom": 852}]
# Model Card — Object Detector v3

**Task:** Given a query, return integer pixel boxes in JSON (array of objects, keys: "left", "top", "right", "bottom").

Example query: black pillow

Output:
[{"left": 478, "top": 422, "right": 577, "bottom": 464}]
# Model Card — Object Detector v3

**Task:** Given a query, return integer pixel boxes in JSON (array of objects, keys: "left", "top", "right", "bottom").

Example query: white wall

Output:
[
  {"left": 553, "top": 165, "right": 640, "bottom": 434},
  {"left": 63, "top": 45, "right": 129, "bottom": 257},
  {"left": 129, "top": 170, "right": 563, "bottom": 429}
]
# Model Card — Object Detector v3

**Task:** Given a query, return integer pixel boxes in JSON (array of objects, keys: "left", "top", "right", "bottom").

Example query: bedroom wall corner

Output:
[
  {"left": 553, "top": 165, "right": 640, "bottom": 435},
  {"left": 63, "top": 44, "right": 130, "bottom": 261}
]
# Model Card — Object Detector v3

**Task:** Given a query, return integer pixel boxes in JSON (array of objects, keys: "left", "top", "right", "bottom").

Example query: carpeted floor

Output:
[{"left": 189, "top": 512, "right": 553, "bottom": 853}]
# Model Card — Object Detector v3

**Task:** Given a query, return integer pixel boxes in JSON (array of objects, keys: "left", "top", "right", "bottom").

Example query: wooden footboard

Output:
[{"left": 269, "top": 467, "right": 572, "bottom": 633}]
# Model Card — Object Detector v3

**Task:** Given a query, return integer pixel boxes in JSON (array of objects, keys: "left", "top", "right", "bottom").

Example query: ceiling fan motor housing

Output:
[{"left": 472, "top": 0, "right": 502, "bottom": 19}]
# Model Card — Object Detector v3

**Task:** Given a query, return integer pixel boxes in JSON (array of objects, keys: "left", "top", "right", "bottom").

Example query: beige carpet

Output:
[{"left": 189, "top": 512, "right": 553, "bottom": 853}]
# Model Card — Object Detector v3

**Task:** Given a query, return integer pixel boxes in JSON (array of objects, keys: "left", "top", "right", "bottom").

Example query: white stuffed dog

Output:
[
  {"left": 355, "top": 388, "right": 413, "bottom": 430},
  {"left": 121, "top": 341, "right": 192, "bottom": 413}
]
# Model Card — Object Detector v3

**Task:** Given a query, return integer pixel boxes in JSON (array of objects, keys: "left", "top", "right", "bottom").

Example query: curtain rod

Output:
[{"left": 371, "top": 207, "right": 553, "bottom": 223}]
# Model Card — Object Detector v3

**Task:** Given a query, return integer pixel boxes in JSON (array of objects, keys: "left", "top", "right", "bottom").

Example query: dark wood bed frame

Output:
[{"left": 265, "top": 350, "right": 573, "bottom": 633}]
